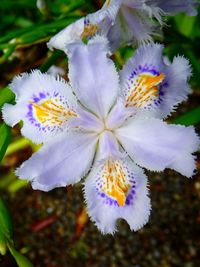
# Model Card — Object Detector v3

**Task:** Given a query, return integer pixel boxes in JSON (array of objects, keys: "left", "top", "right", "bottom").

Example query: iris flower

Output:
[
  {"left": 2, "top": 38, "right": 199, "bottom": 233},
  {"left": 48, "top": 0, "right": 197, "bottom": 52}
]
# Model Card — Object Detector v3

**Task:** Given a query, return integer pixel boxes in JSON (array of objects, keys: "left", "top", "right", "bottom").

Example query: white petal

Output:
[
  {"left": 84, "top": 157, "right": 151, "bottom": 234},
  {"left": 107, "top": 2, "right": 155, "bottom": 51},
  {"left": 115, "top": 117, "right": 199, "bottom": 177},
  {"left": 2, "top": 103, "right": 24, "bottom": 127},
  {"left": 170, "top": 154, "right": 197, "bottom": 178},
  {"left": 2, "top": 70, "right": 78, "bottom": 144},
  {"left": 47, "top": 18, "right": 85, "bottom": 51},
  {"left": 67, "top": 38, "right": 119, "bottom": 118},
  {"left": 120, "top": 44, "right": 192, "bottom": 118},
  {"left": 162, "top": 56, "right": 192, "bottom": 117},
  {"left": 16, "top": 132, "right": 98, "bottom": 191}
]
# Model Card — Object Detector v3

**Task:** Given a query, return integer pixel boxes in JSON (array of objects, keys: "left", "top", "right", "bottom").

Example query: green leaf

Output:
[
  {"left": 172, "top": 106, "right": 200, "bottom": 126},
  {"left": 175, "top": 14, "right": 196, "bottom": 38},
  {"left": 0, "top": 15, "right": 80, "bottom": 45},
  {"left": 0, "top": 198, "right": 13, "bottom": 255},
  {"left": 0, "top": 200, "right": 33, "bottom": 265},
  {"left": 0, "top": 87, "right": 15, "bottom": 109},
  {"left": 0, "top": 123, "right": 11, "bottom": 162},
  {"left": 0, "top": 198, "right": 13, "bottom": 237},
  {"left": 8, "top": 245, "right": 34, "bottom": 267},
  {"left": 13, "top": 16, "right": 80, "bottom": 45},
  {"left": 0, "top": 27, "right": 35, "bottom": 44},
  {"left": 0, "top": 231, "right": 7, "bottom": 255}
]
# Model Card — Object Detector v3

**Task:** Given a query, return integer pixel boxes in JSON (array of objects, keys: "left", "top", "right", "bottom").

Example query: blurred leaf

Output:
[
  {"left": 0, "top": 27, "right": 36, "bottom": 44},
  {"left": 8, "top": 180, "right": 29, "bottom": 194},
  {"left": 0, "top": 0, "right": 36, "bottom": 9},
  {"left": 37, "top": 0, "right": 85, "bottom": 16},
  {"left": 0, "top": 231, "right": 7, "bottom": 255},
  {"left": 5, "top": 138, "right": 30, "bottom": 156},
  {"left": 0, "top": 16, "right": 80, "bottom": 47},
  {"left": 175, "top": 14, "right": 196, "bottom": 38},
  {"left": 0, "top": 124, "right": 11, "bottom": 162},
  {"left": 0, "top": 197, "right": 13, "bottom": 239},
  {"left": 8, "top": 245, "right": 34, "bottom": 267},
  {"left": 172, "top": 106, "right": 200, "bottom": 126},
  {"left": 0, "top": 198, "right": 11, "bottom": 255},
  {"left": 0, "top": 172, "right": 16, "bottom": 189},
  {"left": 16, "top": 16, "right": 80, "bottom": 44},
  {"left": 0, "top": 199, "right": 33, "bottom": 266},
  {"left": 15, "top": 17, "right": 34, "bottom": 28},
  {"left": 0, "top": 87, "right": 15, "bottom": 109}
]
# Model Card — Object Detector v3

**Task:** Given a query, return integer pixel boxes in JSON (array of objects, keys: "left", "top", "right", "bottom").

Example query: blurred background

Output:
[{"left": 0, "top": 1, "right": 200, "bottom": 266}]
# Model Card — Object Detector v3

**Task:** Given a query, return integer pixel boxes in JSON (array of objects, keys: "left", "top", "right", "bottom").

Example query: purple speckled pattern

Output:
[
  {"left": 126, "top": 64, "right": 168, "bottom": 109},
  {"left": 84, "top": 17, "right": 90, "bottom": 26},
  {"left": 96, "top": 178, "right": 137, "bottom": 207},
  {"left": 95, "top": 160, "right": 138, "bottom": 207},
  {"left": 26, "top": 90, "right": 69, "bottom": 133}
]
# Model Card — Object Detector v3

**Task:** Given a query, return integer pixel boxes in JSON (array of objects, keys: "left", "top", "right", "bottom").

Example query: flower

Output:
[
  {"left": 3, "top": 38, "right": 199, "bottom": 234},
  {"left": 47, "top": 0, "right": 121, "bottom": 52},
  {"left": 48, "top": 0, "right": 197, "bottom": 52},
  {"left": 149, "top": 0, "right": 198, "bottom": 16}
]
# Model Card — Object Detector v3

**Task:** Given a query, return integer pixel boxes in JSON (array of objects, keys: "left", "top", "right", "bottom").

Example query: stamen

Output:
[
  {"left": 81, "top": 24, "right": 99, "bottom": 38},
  {"left": 106, "top": 0, "right": 111, "bottom": 6}
]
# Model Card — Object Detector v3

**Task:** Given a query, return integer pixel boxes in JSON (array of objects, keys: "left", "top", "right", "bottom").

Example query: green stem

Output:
[{"left": 40, "top": 50, "right": 64, "bottom": 72}]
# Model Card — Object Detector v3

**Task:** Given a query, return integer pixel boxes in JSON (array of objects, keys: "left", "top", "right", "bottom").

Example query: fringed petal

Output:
[
  {"left": 84, "top": 157, "right": 151, "bottom": 234},
  {"left": 2, "top": 71, "right": 77, "bottom": 144}
]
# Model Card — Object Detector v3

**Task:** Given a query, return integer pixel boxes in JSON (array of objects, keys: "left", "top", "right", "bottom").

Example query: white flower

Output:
[
  {"left": 3, "top": 38, "right": 199, "bottom": 234},
  {"left": 47, "top": 0, "right": 197, "bottom": 52}
]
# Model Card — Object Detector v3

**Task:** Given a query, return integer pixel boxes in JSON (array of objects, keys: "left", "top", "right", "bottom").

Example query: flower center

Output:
[{"left": 94, "top": 117, "right": 114, "bottom": 135}]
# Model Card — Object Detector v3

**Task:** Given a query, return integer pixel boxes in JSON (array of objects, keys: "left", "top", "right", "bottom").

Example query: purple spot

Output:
[
  {"left": 159, "top": 91, "right": 164, "bottom": 96},
  {"left": 39, "top": 93, "right": 46, "bottom": 99},
  {"left": 33, "top": 97, "right": 40, "bottom": 103}
]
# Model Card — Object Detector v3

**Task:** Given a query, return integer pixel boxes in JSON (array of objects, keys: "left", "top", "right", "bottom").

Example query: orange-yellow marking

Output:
[
  {"left": 126, "top": 73, "right": 165, "bottom": 108},
  {"left": 31, "top": 99, "right": 77, "bottom": 126},
  {"left": 101, "top": 160, "right": 131, "bottom": 206},
  {"left": 81, "top": 24, "right": 99, "bottom": 38},
  {"left": 106, "top": 0, "right": 111, "bottom": 6}
]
